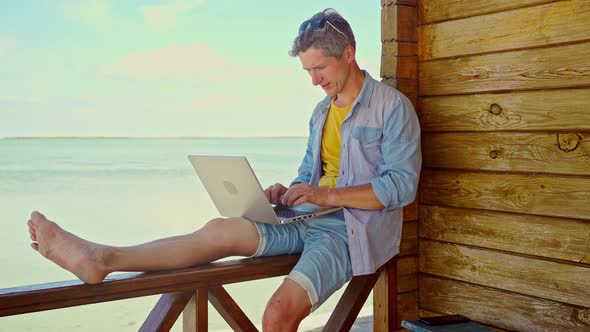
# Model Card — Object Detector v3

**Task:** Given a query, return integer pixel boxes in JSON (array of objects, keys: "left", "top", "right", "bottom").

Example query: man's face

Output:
[{"left": 298, "top": 47, "right": 351, "bottom": 97}]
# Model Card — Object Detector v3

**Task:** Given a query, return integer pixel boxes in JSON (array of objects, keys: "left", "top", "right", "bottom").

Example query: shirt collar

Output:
[{"left": 318, "top": 70, "right": 375, "bottom": 113}]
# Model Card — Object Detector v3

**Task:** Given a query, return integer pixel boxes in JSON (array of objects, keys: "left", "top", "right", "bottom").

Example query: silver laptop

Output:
[{"left": 188, "top": 155, "right": 342, "bottom": 224}]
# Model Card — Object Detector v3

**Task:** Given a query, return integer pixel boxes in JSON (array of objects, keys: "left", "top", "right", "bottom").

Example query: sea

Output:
[{"left": 0, "top": 138, "right": 372, "bottom": 331}]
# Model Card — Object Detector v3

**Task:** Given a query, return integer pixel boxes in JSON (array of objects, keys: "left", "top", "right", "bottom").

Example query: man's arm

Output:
[{"left": 281, "top": 183, "right": 384, "bottom": 210}]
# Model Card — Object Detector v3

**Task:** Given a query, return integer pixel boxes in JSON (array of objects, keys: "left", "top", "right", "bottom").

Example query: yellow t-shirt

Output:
[{"left": 318, "top": 100, "right": 352, "bottom": 188}]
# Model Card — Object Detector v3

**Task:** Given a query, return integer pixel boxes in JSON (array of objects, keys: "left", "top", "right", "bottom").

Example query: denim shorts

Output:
[{"left": 251, "top": 210, "right": 352, "bottom": 312}]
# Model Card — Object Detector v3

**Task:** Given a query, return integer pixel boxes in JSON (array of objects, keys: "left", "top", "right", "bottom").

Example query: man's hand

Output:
[
  {"left": 281, "top": 183, "right": 330, "bottom": 207},
  {"left": 264, "top": 183, "right": 289, "bottom": 205}
]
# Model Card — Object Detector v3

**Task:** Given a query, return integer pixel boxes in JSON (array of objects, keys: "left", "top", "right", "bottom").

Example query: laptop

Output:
[{"left": 188, "top": 155, "right": 342, "bottom": 224}]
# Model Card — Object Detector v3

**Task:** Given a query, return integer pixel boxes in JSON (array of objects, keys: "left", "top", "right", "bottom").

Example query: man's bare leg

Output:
[
  {"left": 27, "top": 211, "right": 260, "bottom": 284},
  {"left": 262, "top": 279, "right": 312, "bottom": 332}
]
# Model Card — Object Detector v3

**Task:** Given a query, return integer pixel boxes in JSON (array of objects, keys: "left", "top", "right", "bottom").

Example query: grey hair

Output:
[{"left": 289, "top": 8, "right": 356, "bottom": 58}]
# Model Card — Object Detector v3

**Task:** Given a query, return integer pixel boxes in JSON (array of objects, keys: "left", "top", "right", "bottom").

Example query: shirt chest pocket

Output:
[{"left": 351, "top": 126, "right": 382, "bottom": 145}]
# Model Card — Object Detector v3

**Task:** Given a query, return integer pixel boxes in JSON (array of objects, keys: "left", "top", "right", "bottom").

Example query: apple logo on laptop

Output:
[{"left": 223, "top": 180, "right": 239, "bottom": 195}]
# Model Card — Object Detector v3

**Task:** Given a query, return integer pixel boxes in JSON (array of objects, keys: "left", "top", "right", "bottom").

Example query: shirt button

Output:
[{"left": 341, "top": 170, "right": 345, "bottom": 175}]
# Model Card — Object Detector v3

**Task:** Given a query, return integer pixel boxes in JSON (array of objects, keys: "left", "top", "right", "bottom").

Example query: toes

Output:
[
  {"left": 31, "top": 211, "right": 46, "bottom": 221},
  {"left": 31, "top": 242, "right": 39, "bottom": 251},
  {"left": 30, "top": 233, "right": 37, "bottom": 241}
]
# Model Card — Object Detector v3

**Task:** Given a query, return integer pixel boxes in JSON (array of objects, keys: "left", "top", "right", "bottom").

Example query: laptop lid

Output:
[
  {"left": 188, "top": 155, "right": 341, "bottom": 224},
  {"left": 188, "top": 155, "right": 282, "bottom": 223}
]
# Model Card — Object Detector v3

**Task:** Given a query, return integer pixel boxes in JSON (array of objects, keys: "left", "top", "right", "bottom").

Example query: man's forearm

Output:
[{"left": 326, "top": 184, "right": 385, "bottom": 210}]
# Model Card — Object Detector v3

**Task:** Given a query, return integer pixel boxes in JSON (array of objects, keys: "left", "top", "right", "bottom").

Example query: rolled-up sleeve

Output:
[
  {"left": 291, "top": 116, "right": 315, "bottom": 186},
  {"left": 370, "top": 98, "right": 422, "bottom": 210}
]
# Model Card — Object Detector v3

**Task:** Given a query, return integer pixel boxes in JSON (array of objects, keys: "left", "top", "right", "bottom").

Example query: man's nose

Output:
[{"left": 311, "top": 73, "right": 321, "bottom": 86}]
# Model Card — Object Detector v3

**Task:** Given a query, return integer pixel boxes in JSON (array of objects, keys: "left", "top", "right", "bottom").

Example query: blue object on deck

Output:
[{"left": 402, "top": 319, "right": 495, "bottom": 332}]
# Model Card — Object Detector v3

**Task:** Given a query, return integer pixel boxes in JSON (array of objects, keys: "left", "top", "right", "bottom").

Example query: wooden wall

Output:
[
  {"left": 376, "top": 1, "right": 420, "bottom": 331},
  {"left": 416, "top": 0, "right": 590, "bottom": 331}
]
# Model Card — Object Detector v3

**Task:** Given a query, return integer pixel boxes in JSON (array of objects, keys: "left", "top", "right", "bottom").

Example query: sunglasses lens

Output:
[
  {"left": 299, "top": 18, "right": 326, "bottom": 33},
  {"left": 299, "top": 20, "right": 311, "bottom": 33}
]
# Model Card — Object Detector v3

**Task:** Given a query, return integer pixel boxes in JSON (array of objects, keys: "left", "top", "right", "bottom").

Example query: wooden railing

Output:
[{"left": 0, "top": 255, "right": 397, "bottom": 331}]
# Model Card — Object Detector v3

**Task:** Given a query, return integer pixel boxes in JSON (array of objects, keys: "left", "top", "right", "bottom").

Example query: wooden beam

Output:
[
  {"left": 420, "top": 205, "right": 590, "bottom": 264},
  {"left": 420, "top": 276, "right": 590, "bottom": 331},
  {"left": 420, "top": 0, "right": 590, "bottom": 60},
  {"left": 419, "top": 89, "right": 590, "bottom": 132},
  {"left": 139, "top": 291, "right": 194, "bottom": 332},
  {"left": 419, "top": 240, "right": 590, "bottom": 307},
  {"left": 373, "top": 257, "right": 398, "bottom": 332},
  {"left": 422, "top": 132, "right": 590, "bottom": 175},
  {"left": 0, "top": 255, "right": 300, "bottom": 317},
  {"left": 399, "top": 221, "right": 417, "bottom": 257},
  {"left": 420, "top": 169, "right": 590, "bottom": 220},
  {"left": 323, "top": 273, "right": 381, "bottom": 331},
  {"left": 183, "top": 289, "right": 208, "bottom": 332},
  {"left": 419, "top": 41, "right": 590, "bottom": 96},
  {"left": 419, "top": 0, "right": 558, "bottom": 24},
  {"left": 208, "top": 286, "right": 257, "bottom": 332}
]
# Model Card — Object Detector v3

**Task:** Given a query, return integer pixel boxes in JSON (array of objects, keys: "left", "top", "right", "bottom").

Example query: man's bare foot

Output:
[{"left": 28, "top": 211, "right": 109, "bottom": 284}]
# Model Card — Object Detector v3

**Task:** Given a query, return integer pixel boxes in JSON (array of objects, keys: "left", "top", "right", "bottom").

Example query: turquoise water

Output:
[{"left": 0, "top": 138, "right": 369, "bottom": 331}]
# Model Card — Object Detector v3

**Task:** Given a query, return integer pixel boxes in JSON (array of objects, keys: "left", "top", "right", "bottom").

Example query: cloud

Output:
[
  {"left": 102, "top": 42, "right": 228, "bottom": 79},
  {"left": 141, "top": 0, "right": 205, "bottom": 32},
  {"left": 61, "top": 0, "right": 114, "bottom": 27},
  {"left": 101, "top": 42, "right": 288, "bottom": 81}
]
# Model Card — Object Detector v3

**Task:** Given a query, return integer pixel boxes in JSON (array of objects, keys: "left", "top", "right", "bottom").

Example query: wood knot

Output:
[
  {"left": 556, "top": 133, "right": 582, "bottom": 152},
  {"left": 516, "top": 191, "right": 533, "bottom": 204},
  {"left": 488, "top": 103, "right": 502, "bottom": 115},
  {"left": 573, "top": 308, "right": 590, "bottom": 324},
  {"left": 489, "top": 150, "right": 499, "bottom": 159}
]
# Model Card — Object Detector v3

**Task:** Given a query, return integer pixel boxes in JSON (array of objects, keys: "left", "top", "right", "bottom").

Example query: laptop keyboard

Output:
[{"left": 273, "top": 206, "right": 312, "bottom": 219}]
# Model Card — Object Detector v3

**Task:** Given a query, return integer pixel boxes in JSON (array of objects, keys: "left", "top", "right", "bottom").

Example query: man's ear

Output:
[{"left": 344, "top": 45, "right": 355, "bottom": 63}]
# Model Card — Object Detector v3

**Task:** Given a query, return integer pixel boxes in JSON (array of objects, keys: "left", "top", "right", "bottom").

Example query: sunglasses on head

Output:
[{"left": 298, "top": 18, "right": 350, "bottom": 44}]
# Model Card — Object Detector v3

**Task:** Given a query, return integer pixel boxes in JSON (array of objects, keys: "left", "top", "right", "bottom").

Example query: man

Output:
[{"left": 27, "top": 8, "right": 421, "bottom": 331}]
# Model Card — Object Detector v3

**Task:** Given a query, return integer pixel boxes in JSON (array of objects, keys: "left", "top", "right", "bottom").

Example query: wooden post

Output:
[
  {"left": 183, "top": 288, "right": 208, "bottom": 332},
  {"left": 373, "top": 257, "right": 398, "bottom": 331}
]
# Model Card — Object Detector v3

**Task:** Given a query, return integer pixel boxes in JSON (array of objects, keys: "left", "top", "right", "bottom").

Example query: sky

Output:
[{"left": 0, "top": 0, "right": 382, "bottom": 137}]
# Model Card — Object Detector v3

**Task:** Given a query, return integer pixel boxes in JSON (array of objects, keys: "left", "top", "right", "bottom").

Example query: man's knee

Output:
[
  {"left": 262, "top": 280, "right": 311, "bottom": 331},
  {"left": 199, "top": 217, "right": 259, "bottom": 256}
]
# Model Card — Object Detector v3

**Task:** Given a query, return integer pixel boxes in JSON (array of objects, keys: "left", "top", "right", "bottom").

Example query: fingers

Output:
[
  {"left": 282, "top": 184, "right": 308, "bottom": 206},
  {"left": 31, "top": 242, "right": 39, "bottom": 251},
  {"left": 265, "top": 183, "right": 287, "bottom": 205}
]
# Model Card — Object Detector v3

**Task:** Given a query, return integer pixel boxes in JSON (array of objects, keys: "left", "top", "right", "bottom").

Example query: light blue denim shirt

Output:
[{"left": 291, "top": 71, "right": 421, "bottom": 276}]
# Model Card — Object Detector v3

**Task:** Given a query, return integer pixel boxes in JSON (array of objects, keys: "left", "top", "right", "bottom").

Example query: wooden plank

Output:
[
  {"left": 399, "top": 221, "right": 417, "bottom": 256},
  {"left": 382, "top": 0, "right": 417, "bottom": 6},
  {"left": 207, "top": 286, "right": 256, "bottom": 332},
  {"left": 397, "top": 291, "right": 418, "bottom": 328},
  {"left": 419, "top": 0, "right": 590, "bottom": 60},
  {"left": 139, "top": 291, "right": 193, "bottom": 332},
  {"left": 0, "top": 255, "right": 300, "bottom": 317},
  {"left": 397, "top": 256, "right": 417, "bottom": 293},
  {"left": 382, "top": 4, "right": 417, "bottom": 42},
  {"left": 381, "top": 54, "right": 418, "bottom": 79},
  {"left": 419, "top": 89, "right": 590, "bottom": 132},
  {"left": 403, "top": 200, "right": 418, "bottom": 221},
  {"left": 420, "top": 170, "right": 590, "bottom": 220},
  {"left": 183, "top": 289, "right": 208, "bottom": 332},
  {"left": 419, "top": 240, "right": 590, "bottom": 307},
  {"left": 374, "top": 257, "right": 398, "bottom": 332},
  {"left": 419, "top": 0, "right": 557, "bottom": 24},
  {"left": 323, "top": 273, "right": 380, "bottom": 331},
  {"left": 419, "top": 276, "right": 590, "bottom": 332},
  {"left": 419, "top": 41, "right": 590, "bottom": 96},
  {"left": 422, "top": 132, "right": 590, "bottom": 175},
  {"left": 420, "top": 205, "right": 590, "bottom": 264}
]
